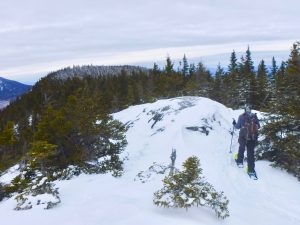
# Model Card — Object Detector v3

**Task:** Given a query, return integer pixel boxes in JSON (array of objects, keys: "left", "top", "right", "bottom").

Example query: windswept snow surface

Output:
[{"left": 1, "top": 96, "right": 300, "bottom": 225}]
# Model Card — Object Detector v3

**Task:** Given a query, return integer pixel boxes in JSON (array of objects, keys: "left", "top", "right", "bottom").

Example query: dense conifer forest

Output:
[{"left": 0, "top": 42, "right": 299, "bottom": 181}]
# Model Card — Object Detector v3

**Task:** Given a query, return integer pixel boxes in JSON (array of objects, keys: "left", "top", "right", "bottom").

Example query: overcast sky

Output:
[{"left": 0, "top": 0, "right": 299, "bottom": 84}]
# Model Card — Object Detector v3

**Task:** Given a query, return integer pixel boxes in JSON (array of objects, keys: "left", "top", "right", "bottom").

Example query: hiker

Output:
[{"left": 233, "top": 106, "right": 260, "bottom": 178}]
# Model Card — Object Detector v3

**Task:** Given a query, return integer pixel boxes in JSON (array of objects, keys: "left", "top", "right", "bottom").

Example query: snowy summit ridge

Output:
[
  {"left": 1, "top": 96, "right": 300, "bottom": 225},
  {"left": 48, "top": 65, "right": 149, "bottom": 80}
]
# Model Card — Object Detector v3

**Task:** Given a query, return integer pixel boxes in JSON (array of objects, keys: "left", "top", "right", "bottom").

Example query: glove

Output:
[{"left": 232, "top": 120, "right": 236, "bottom": 126}]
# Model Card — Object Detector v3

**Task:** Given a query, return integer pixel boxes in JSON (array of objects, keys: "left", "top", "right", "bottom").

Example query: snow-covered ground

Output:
[{"left": 1, "top": 96, "right": 300, "bottom": 225}]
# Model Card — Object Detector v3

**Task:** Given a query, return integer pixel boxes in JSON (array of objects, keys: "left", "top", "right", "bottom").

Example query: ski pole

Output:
[{"left": 229, "top": 123, "right": 235, "bottom": 153}]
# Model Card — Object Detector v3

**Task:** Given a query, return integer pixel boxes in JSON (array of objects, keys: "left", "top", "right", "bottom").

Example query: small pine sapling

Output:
[{"left": 153, "top": 156, "right": 229, "bottom": 219}]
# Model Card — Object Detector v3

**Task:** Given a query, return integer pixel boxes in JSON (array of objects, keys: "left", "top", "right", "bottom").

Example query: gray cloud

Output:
[{"left": 0, "top": 0, "right": 299, "bottom": 83}]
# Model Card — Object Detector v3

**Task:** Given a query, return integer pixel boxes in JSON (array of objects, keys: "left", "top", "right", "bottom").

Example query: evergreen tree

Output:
[
  {"left": 154, "top": 156, "right": 229, "bottom": 219},
  {"left": 225, "top": 50, "right": 239, "bottom": 108},
  {"left": 0, "top": 121, "right": 17, "bottom": 147},
  {"left": 287, "top": 42, "right": 300, "bottom": 76},
  {"left": 153, "top": 63, "right": 160, "bottom": 74},
  {"left": 271, "top": 56, "right": 278, "bottom": 78},
  {"left": 28, "top": 140, "right": 58, "bottom": 175},
  {"left": 164, "top": 56, "right": 185, "bottom": 97},
  {"left": 256, "top": 59, "right": 269, "bottom": 109},
  {"left": 245, "top": 46, "right": 257, "bottom": 108},
  {"left": 182, "top": 54, "right": 189, "bottom": 77},
  {"left": 259, "top": 42, "right": 300, "bottom": 180},
  {"left": 228, "top": 50, "right": 238, "bottom": 74},
  {"left": 195, "top": 62, "right": 213, "bottom": 97},
  {"left": 185, "top": 71, "right": 199, "bottom": 95},
  {"left": 244, "top": 46, "right": 255, "bottom": 75},
  {"left": 189, "top": 63, "right": 196, "bottom": 77},
  {"left": 275, "top": 61, "right": 287, "bottom": 99},
  {"left": 236, "top": 55, "right": 247, "bottom": 107},
  {"left": 268, "top": 57, "right": 278, "bottom": 107},
  {"left": 152, "top": 65, "right": 166, "bottom": 97},
  {"left": 237, "top": 47, "right": 256, "bottom": 108},
  {"left": 165, "top": 56, "right": 174, "bottom": 75},
  {"left": 29, "top": 89, "right": 127, "bottom": 174},
  {"left": 0, "top": 121, "right": 18, "bottom": 161},
  {"left": 212, "top": 63, "right": 224, "bottom": 102}
]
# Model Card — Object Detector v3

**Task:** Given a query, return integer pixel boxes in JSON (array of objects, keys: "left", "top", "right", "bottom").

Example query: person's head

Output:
[{"left": 244, "top": 105, "right": 251, "bottom": 113}]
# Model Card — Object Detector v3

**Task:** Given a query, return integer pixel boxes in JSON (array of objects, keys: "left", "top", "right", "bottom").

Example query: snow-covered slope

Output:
[{"left": 1, "top": 96, "right": 300, "bottom": 225}]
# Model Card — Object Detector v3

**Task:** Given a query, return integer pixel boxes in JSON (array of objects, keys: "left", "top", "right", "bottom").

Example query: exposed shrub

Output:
[{"left": 154, "top": 156, "right": 229, "bottom": 219}]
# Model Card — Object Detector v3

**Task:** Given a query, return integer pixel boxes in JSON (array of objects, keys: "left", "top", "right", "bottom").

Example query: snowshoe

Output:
[
  {"left": 247, "top": 171, "right": 258, "bottom": 180},
  {"left": 236, "top": 162, "right": 244, "bottom": 168},
  {"left": 234, "top": 153, "right": 244, "bottom": 168}
]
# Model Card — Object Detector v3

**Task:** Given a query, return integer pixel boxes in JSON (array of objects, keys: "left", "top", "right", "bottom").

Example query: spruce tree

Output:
[
  {"left": 275, "top": 61, "right": 287, "bottom": 101},
  {"left": 28, "top": 140, "right": 58, "bottom": 174},
  {"left": 0, "top": 121, "right": 18, "bottom": 160},
  {"left": 244, "top": 46, "right": 255, "bottom": 75},
  {"left": 268, "top": 57, "right": 278, "bottom": 107},
  {"left": 237, "top": 47, "right": 256, "bottom": 109},
  {"left": 185, "top": 71, "right": 199, "bottom": 95},
  {"left": 228, "top": 50, "right": 238, "bottom": 74},
  {"left": 196, "top": 62, "right": 213, "bottom": 97},
  {"left": 0, "top": 121, "right": 17, "bottom": 147},
  {"left": 189, "top": 63, "right": 196, "bottom": 77},
  {"left": 256, "top": 59, "right": 269, "bottom": 109},
  {"left": 182, "top": 54, "right": 189, "bottom": 77},
  {"left": 165, "top": 56, "right": 174, "bottom": 75},
  {"left": 271, "top": 56, "right": 278, "bottom": 78},
  {"left": 245, "top": 46, "right": 257, "bottom": 108},
  {"left": 237, "top": 55, "right": 247, "bottom": 107},
  {"left": 212, "top": 63, "right": 224, "bottom": 103},
  {"left": 154, "top": 156, "right": 229, "bottom": 219},
  {"left": 153, "top": 63, "right": 160, "bottom": 74},
  {"left": 164, "top": 56, "right": 185, "bottom": 97},
  {"left": 225, "top": 50, "right": 239, "bottom": 108}
]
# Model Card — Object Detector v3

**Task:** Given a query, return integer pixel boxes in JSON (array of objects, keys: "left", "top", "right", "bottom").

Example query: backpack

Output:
[{"left": 241, "top": 113, "right": 259, "bottom": 141}]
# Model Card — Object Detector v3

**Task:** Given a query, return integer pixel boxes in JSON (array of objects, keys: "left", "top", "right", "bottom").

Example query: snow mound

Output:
[{"left": 1, "top": 96, "right": 300, "bottom": 225}]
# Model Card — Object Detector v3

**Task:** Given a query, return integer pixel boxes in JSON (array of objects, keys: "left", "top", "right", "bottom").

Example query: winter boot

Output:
[
  {"left": 234, "top": 153, "right": 244, "bottom": 168},
  {"left": 247, "top": 171, "right": 258, "bottom": 180}
]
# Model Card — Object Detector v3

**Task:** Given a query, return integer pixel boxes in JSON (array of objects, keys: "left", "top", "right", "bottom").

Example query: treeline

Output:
[
  {"left": 258, "top": 43, "right": 300, "bottom": 179},
  {"left": 0, "top": 42, "right": 299, "bottom": 179}
]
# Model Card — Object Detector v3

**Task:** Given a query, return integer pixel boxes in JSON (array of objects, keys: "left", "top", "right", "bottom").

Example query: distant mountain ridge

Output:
[
  {"left": 48, "top": 65, "right": 149, "bottom": 80},
  {"left": 0, "top": 77, "right": 31, "bottom": 101},
  {"left": 0, "top": 100, "right": 9, "bottom": 110}
]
